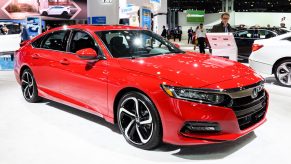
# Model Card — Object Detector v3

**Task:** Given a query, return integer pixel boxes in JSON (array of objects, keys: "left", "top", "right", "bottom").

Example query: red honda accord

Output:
[{"left": 14, "top": 25, "right": 268, "bottom": 149}]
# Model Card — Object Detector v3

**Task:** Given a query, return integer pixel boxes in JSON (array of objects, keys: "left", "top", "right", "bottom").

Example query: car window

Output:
[
  {"left": 256, "top": 30, "right": 275, "bottom": 39},
  {"left": 0, "top": 24, "right": 21, "bottom": 35},
  {"left": 96, "top": 30, "right": 183, "bottom": 58},
  {"left": 235, "top": 30, "right": 254, "bottom": 38},
  {"left": 69, "top": 31, "right": 97, "bottom": 53},
  {"left": 31, "top": 36, "right": 45, "bottom": 48},
  {"left": 41, "top": 30, "right": 69, "bottom": 51}
]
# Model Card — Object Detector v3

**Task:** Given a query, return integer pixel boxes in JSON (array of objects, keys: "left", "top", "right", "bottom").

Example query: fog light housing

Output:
[{"left": 181, "top": 122, "right": 221, "bottom": 134}]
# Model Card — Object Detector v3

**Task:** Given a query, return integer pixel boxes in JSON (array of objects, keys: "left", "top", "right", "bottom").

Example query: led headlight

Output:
[{"left": 161, "top": 84, "right": 226, "bottom": 105}]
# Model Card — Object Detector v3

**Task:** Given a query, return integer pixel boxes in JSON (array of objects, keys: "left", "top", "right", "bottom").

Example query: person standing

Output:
[
  {"left": 1, "top": 26, "right": 10, "bottom": 35},
  {"left": 211, "top": 12, "right": 233, "bottom": 33},
  {"left": 193, "top": 26, "right": 199, "bottom": 50},
  {"left": 187, "top": 27, "right": 194, "bottom": 44},
  {"left": 174, "top": 26, "right": 182, "bottom": 42},
  {"left": 196, "top": 23, "right": 206, "bottom": 53},
  {"left": 177, "top": 26, "right": 182, "bottom": 42},
  {"left": 161, "top": 25, "right": 167, "bottom": 38}
]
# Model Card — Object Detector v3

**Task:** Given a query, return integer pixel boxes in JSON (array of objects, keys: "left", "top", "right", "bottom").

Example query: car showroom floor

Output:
[{"left": 1, "top": 70, "right": 291, "bottom": 164}]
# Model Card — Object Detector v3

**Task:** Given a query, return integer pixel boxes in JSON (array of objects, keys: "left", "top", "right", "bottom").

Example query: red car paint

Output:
[{"left": 14, "top": 25, "right": 268, "bottom": 145}]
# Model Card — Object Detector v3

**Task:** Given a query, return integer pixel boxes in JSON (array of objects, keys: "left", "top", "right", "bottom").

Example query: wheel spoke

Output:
[
  {"left": 124, "top": 120, "right": 135, "bottom": 138},
  {"left": 26, "top": 73, "right": 30, "bottom": 84},
  {"left": 278, "top": 72, "right": 288, "bottom": 80},
  {"left": 136, "top": 125, "right": 148, "bottom": 144},
  {"left": 22, "top": 80, "right": 29, "bottom": 84},
  {"left": 287, "top": 74, "right": 291, "bottom": 84},
  {"left": 120, "top": 107, "right": 135, "bottom": 117},
  {"left": 133, "top": 97, "right": 140, "bottom": 118},
  {"left": 140, "top": 116, "right": 152, "bottom": 125},
  {"left": 24, "top": 85, "right": 29, "bottom": 98},
  {"left": 28, "top": 87, "right": 33, "bottom": 98},
  {"left": 128, "top": 122, "right": 137, "bottom": 138},
  {"left": 281, "top": 64, "right": 290, "bottom": 73}
]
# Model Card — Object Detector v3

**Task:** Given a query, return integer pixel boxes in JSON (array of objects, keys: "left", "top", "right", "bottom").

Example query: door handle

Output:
[
  {"left": 60, "top": 58, "right": 70, "bottom": 65},
  {"left": 31, "top": 54, "right": 40, "bottom": 59}
]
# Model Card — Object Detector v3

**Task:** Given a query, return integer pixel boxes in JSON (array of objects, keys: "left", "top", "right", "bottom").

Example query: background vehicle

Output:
[
  {"left": 249, "top": 32, "right": 291, "bottom": 87},
  {"left": 234, "top": 28, "right": 290, "bottom": 62},
  {"left": 0, "top": 23, "right": 21, "bottom": 55},
  {"left": 14, "top": 25, "right": 268, "bottom": 150},
  {"left": 40, "top": 6, "right": 71, "bottom": 16}
]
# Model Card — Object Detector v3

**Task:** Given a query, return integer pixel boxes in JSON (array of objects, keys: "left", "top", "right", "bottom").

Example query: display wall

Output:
[{"left": 0, "top": 0, "right": 87, "bottom": 20}]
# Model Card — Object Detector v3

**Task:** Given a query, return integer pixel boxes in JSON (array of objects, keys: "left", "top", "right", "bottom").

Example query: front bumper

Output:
[{"left": 154, "top": 84, "right": 268, "bottom": 146}]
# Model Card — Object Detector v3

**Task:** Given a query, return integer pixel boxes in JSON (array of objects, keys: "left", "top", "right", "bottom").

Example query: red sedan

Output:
[{"left": 14, "top": 25, "right": 268, "bottom": 150}]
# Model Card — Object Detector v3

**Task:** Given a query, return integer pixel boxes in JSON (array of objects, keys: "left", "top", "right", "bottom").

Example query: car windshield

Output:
[{"left": 96, "top": 30, "right": 184, "bottom": 58}]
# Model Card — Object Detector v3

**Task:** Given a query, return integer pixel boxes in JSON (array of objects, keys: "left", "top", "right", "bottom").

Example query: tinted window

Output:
[
  {"left": 69, "top": 31, "right": 96, "bottom": 53},
  {"left": 235, "top": 30, "right": 254, "bottom": 38},
  {"left": 41, "top": 30, "right": 69, "bottom": 51},
  {"left": 96, "top": 30, "right": 183, "bottom": 58},
  {"left": 31, "top": 36, "right": 45, "bottom": 48},
  {"left": 0, "top": 24, "right": 21, "bottom": 35},
  {"left": 258, "top": 30, "right": 276, "bottom": 39}
]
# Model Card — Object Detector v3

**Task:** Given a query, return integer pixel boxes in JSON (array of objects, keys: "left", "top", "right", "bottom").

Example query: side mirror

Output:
[
  {"left": 174, "top": 43, "right": 180, "bottom": 49},
  {"left": 76, "top": 48, "right": 98, "bottom": 60}
]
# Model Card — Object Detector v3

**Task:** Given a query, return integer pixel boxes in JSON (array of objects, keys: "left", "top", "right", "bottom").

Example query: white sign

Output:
[{"left": 206, "top": 33, "right": 238, "bottom": 61}]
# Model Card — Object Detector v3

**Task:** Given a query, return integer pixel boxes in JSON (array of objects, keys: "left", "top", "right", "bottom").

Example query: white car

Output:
[
  {"left": 0, "top": 23, "right": 21, "bottom": 55},
  {"left": 249, "top": 32, "right": 291, "bottom": 87},
  {"left": 40, "top": 6, "right": 70, "bottom": 16}
]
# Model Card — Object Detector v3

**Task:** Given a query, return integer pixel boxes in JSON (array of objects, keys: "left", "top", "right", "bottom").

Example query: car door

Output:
[
  {"left": 235, "top": 30, "right": 255, "bottom": 60},
  {"left": 30, "top": 30, "right": 70, "bottom": 95},
  {"left": 58, "top": 30, "right": 108, "bottom": 115},
  {"left": 49, "top": 7, "right": 59, "bottom": 15},
  {"left": 277, "top": 36, "right": 291, "bottom": 56}
]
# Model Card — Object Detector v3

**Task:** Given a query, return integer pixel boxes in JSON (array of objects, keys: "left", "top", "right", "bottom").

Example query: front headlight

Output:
[{"left": 161, "top": 84, "right": 226, "bottom": 105}]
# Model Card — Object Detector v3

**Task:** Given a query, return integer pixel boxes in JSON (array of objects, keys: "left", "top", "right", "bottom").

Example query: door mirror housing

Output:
[{"left": 76, "top": 48, "right": 98, "bottom": 60}]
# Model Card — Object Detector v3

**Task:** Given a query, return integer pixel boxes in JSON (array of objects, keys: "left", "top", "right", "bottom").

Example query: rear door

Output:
[
  {"left": 235, "top": 30, "right": 255, "bottom": 60},
  {"left": 30, "top": 30, "right": 70, "bottom": 94}
]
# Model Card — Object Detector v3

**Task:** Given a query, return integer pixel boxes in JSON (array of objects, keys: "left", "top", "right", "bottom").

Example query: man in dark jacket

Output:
[
  {"left": 161, "top": 25, "right": 167, "bottom": 38},
  {"left": 211, "top": 12, "right": 233, "bottom": 33}
]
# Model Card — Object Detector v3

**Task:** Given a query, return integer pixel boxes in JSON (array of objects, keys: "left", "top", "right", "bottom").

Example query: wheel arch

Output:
[
  {"left": 113, "top": 87, "right": 147, "bottom": 124},
  {"left": 113, "top": 87, "right": 161, "bottom": 126},
  {"left": 19, "top": 65, "right": 31, "bottom": 79},
  {"left": 272, "top": 57, "right": 291, "bottom": 74}
]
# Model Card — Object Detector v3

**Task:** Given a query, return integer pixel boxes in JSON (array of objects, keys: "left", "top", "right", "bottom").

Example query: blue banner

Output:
[
  {"left": 91, "top": 16, "right": 106, "bottom": 25},
  {"left": 141, "top": 8, "right": 151, "bottom": 30}
]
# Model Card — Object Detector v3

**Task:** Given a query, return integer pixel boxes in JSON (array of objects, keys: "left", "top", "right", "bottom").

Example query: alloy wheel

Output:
[
  {"left": 118, "top": 97, "right": 153, "bottom": 145},
  {"left": 21, "top": 71, "right": 35, "bottom": 101},
  {"left": 276, "top": 62, "right": 291, "bottom": 86}
]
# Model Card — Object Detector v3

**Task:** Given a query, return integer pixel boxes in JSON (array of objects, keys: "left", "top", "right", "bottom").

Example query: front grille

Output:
[{"left": 230, "top": 90, "right": 267, "bottom": 130}]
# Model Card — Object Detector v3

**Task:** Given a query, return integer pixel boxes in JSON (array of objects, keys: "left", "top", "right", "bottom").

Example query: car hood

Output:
[{"left": 118, "top": 52, "right": 256, "bottom": 88}]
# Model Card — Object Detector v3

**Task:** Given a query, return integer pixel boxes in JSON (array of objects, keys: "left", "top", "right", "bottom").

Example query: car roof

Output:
[{"left": 51, "top": 25, "right": 143, "bottom": 32}]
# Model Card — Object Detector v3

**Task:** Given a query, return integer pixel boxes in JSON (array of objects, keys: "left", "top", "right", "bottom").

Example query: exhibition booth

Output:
[{"left": 1, "top": 0, "right": 291, "bottom": 164}]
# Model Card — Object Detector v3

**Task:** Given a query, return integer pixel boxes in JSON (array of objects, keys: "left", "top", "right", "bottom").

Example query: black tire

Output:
[
  {"left": 62, "top": 11, "right": 68, "bottom": 16},
  {"left": 21, "top": 69, "right": 42, "bottom": 103},
  {"left": 117, "top": 91, "right": 162, "bottom": 150},
  {"left": 42, "top": 11, "right": 48, "bottom": 16},
  {"left": 274, "top": 59, "right": 291, "bottom": 87}
]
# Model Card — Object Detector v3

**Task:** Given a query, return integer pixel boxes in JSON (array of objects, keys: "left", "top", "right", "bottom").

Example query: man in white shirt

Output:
[{"left": 196, "top": 23, "right": 206, "bottom": 53}]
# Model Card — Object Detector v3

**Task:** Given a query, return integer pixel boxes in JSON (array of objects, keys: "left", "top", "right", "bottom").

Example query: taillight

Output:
[{"left": 252, "top": 44, "right": 264, "bottom": 52}]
